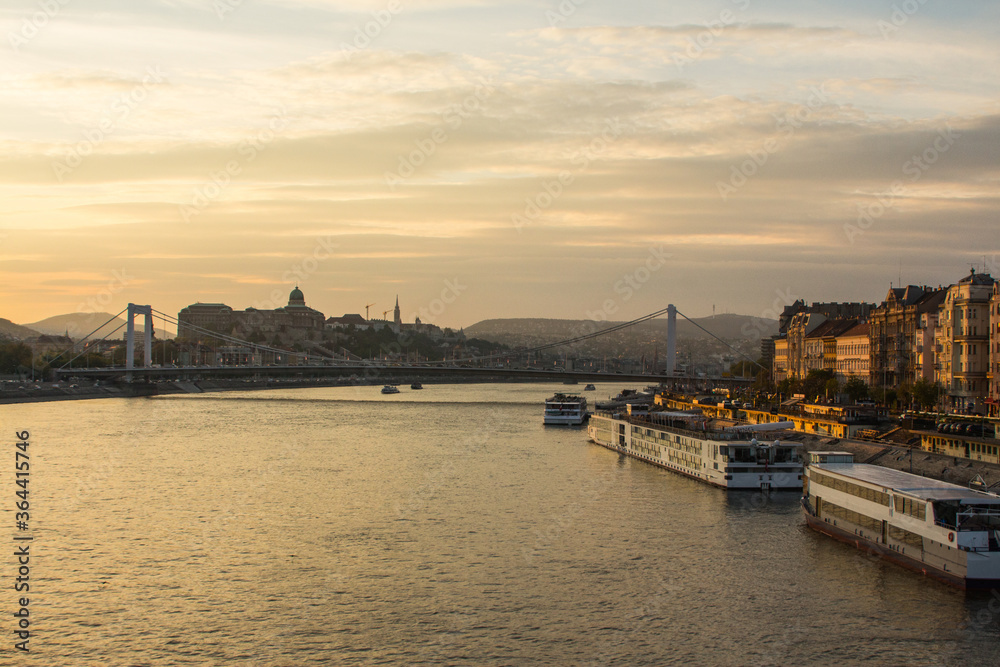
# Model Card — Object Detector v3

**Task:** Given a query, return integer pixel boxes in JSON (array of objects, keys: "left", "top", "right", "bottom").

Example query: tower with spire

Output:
[{"left": 393, "top": 295, "right": 402, "bottom": 326}]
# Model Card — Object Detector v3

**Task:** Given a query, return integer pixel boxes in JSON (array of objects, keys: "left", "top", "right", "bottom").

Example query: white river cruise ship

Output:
[
  {"left": 587, "top": 407, "right": 803, "bottom": 490},
  {"left": 803, "top": 451, "right": 1000, "bottom": 589},
  {"left": 543, "top": 394, "right": 589, "bottom": 425}
]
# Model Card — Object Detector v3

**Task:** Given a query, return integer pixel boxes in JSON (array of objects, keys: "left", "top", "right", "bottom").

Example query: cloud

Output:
[{"left": 2, "top": 4, "right": 999, "bottom": 324}]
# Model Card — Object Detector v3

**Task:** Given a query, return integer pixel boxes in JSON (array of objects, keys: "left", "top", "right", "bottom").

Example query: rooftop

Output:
[
  {"left": 806, "top": 318, "right": 859, "bottom": 339},
  {"left": 840, "top": 321, "right": 870, "bottom": 338},
  {"left": 328, "top": 314, "right": 368, "bottom": 325},
  {"left": 814, "top": 462, "right": 1000, "bottom": 503},
  {"left": 958, "top": 269, "right": 995, "bottom": 286}
]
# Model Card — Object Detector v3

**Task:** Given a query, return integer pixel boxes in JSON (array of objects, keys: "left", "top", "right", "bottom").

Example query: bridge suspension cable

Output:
[
  {"left": 440, "top": 305, "right": 759, "bottom": 372},
  {"left": 53, "top": 308, "right": 129, "bottom": 370},
  {"left": 57, "top": 320, "right": 129, "bottom": 370},
  {"left": 518, "top": 305, "right": 675, "bottom": 355},
  {"left": 673, "top": 307, "right": 764, "bottom": 371},
  {"left": 412, "top": 305, "right": 677, "bottom": 367}
]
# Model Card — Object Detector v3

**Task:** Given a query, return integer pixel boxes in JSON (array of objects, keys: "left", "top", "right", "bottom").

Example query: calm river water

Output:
[{"left": 5, "top": 382, "right": 1000, "bottom": 665}]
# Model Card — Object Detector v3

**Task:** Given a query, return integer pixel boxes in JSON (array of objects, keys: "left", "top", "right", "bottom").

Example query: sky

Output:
[{"left": 1, "top": 0, "right": 998, "bottom": 329}]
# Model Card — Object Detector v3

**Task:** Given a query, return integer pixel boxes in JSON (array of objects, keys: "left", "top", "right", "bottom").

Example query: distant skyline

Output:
[{"left": 2, "top": 0, "right": 998, "bottom": 328}]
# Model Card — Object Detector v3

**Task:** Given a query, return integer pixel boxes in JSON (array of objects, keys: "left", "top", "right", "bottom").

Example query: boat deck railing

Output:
[
  {"left": 592, "top": 411, "right": 737, "bottom": 442},
  {"left": 592, "top": 411, "right": 803, "bottom": 449}
]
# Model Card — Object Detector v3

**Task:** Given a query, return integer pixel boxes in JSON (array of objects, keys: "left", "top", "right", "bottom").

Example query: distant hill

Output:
[
  {"left": 466, "top": 314, "right": 777, "bottom": 343},
  {"left": 22, "top": 312, "right": 176, "bottom": 341},
  {"left": 0, "top": 318, "right": 40, "bottom": 341},
  {"left": 464, "top": 314, "right": 777, "bottom": 361}
]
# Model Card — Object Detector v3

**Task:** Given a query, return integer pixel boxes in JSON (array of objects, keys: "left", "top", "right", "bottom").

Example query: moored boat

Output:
[
  {"left": 595, "top": 388, "right": 654, "bottom": 410},
  {"left": 587, "top": 406, "right": 802, "bottom": 490},
  {"left": 410, "top": 382, "right": 423, "bottom": 390},
  {"left": 544, "top": 393, "right": 589, "bottom": 425},
  {"left": 584, "top": 384, "right": 596, "bottom": 391},
  {"left": 802, "top": 451, "right": 1000, "bottom": 589},
  {"left": 381, "top": 385, "right": 400, "bottom": 394}
]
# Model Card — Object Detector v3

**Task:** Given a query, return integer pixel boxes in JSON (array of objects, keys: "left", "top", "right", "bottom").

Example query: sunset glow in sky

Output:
[{"left": 2, "top": 0, "right": 998, "bottom": 327}]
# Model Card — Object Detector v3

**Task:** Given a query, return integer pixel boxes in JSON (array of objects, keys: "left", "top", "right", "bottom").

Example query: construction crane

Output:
[
  {"left": 365, "top": 302, "right": 375, "bottom": 320},
  {"left": 382, "top": 309, "right": 391, "bottom": 320}
]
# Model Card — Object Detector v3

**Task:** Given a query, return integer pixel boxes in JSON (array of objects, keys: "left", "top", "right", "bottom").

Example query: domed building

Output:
[
  {"left": 239, "top": 286, "right": 326, "bottom": 341},
  {"left": 288, "top": 286, "right": 306, "bottom": 307},
  {"left": 178, "top": 286, "right": 326, "bottom": 345}
]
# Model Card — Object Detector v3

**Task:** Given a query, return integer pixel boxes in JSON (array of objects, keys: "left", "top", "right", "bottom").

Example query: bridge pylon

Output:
[
  {"left": 126, "top": 303, "right": 153, "bottom": 382},
  {"left": 666, "top": 304, "right": 676, "bottom": 376}
]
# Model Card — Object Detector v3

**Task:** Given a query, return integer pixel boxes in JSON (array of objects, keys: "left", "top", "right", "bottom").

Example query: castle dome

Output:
[{"left": 288, "top": 286, "right": 305, "bottom": 306}]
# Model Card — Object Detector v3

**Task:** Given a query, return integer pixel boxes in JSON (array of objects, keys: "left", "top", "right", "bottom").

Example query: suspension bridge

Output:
[{"left": 46, "top": 303, "right": 760, "bottom": 390}]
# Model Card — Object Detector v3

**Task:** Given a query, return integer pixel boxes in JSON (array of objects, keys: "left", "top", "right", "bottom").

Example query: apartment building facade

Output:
[
  {"left": 990, "top": 282, "right": 1000, "bottom": 417},
  {"left": 935, "top": 270, "right": 995, "bottom": 413},
  {"left": 836, "top": 322, "right": 870, "bottom": 384},
  {"left": 869, "top": 285, "right": 946, "bottom": 391}
]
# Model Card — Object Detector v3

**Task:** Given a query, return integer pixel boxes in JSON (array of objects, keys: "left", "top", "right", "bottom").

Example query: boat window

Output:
[
  {"left": 820, "top": 499, "right": 882, "bottom": 532},
  {"left": 773, "top": 448, "right": 797, "bottom": 464},
  {"left": 932, "top": 501, "right": 959, "bottom": 529},
  {"left": 893, "top": 496, "right": 926, "bottom": 521},
  {"left": 809, "top": 471, "right": 890, "bottom": 507}
]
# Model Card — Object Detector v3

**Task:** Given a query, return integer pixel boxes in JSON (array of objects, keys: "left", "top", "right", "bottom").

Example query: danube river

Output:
[{"left": 6, "top": 382, "right": 1000, "bottom": 665}]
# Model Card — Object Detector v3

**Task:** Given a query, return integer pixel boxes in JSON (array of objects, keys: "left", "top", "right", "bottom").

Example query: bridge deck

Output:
[{"left": 54, "top": 364, "right": 753, "bottom": 386}]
